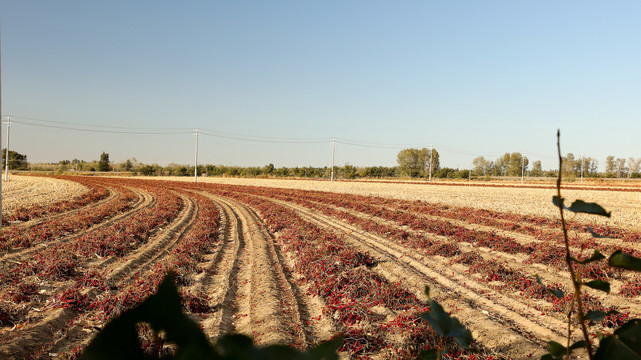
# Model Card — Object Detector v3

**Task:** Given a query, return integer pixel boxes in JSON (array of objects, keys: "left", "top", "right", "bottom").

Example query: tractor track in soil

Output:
[
  {"left": 194, "top": 194, "right": 318, "bottom": 347},
  {"left": 265, "top": 196, "right": 569, "bottom": 359},
  {"left": 0, "top": 187, "right": 154, "bottom": 266}
]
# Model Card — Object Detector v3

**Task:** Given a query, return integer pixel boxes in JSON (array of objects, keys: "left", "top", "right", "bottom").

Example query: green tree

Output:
[
  {"left": 397, "top": 147, "right": 438, "bottom": 178},
  {"left": 531, "top": 160, "right": 543, "bottom": 176},
  {"left": 605, "top": 156, "right": 615, "bottom": 176},
  {"left": 2, "top": 149, "right": 28, "bottom": 170},
  {"left": 472, "top": 156, "right": 491, "bottom": 177},
  {"left": 495, "top": 153, "right": 528, "bottom": 176},
  {"left": 98, "top": 152, "right": 111, "bottom": 172},
  {"left": 261, "top": 163, "right": 274, "bottom": 175},
  {"left": 124, "top": 159, "right": 134, "bottom": 172},
  {"left": 562, "top": 153, "right": 577, "bottom": 177}
]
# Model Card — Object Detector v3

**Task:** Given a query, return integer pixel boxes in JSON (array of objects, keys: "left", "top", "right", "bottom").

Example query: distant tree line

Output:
[{"left": 10, "top": 149, "right": 641, "bottom": 180}]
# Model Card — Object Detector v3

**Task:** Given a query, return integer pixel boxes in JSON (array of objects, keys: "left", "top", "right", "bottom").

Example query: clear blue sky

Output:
[{"left": 1, "top": 1, "right": 640, "bottom": 170}]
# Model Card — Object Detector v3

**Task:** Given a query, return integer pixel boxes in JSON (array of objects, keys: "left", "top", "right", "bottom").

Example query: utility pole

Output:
[
  {"left": 194, "top": 128, "right": 199, "bottom": 183},
  {"left": 330, "top": 138, "right": 336, "bottom": 183},
  {"left": 3, "top": 116, "right": 10, "bottom": 182}
]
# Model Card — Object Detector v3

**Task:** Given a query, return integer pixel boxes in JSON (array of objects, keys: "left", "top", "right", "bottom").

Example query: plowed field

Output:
[{"left": 2, "top": 176, "right": 640, "bottom": 359}]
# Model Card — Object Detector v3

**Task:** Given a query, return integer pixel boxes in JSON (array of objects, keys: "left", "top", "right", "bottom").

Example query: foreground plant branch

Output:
[{"left": 555, "top": 130, "right": 594, "bottom": 359}]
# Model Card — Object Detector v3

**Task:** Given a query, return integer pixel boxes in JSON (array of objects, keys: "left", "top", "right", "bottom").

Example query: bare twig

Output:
[{"left": 556, "top": 130, "right": 593, "bottom": 359}]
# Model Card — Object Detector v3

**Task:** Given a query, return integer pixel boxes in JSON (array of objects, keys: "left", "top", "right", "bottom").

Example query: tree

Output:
[
  {"left": 2, "top": 149, "right": 28, "bottom": 170},
  {"left": 628, "top": 157, "right": 641, "bottom": 177},
  {"left": 562, "top": 153, "right": 577, "bottom": 177},
  {"left": 531, "top": 160, "right": 543, "bottom": 177},
  {"left": 605, "top": 156, "right": 615, "bottom": 176},
  {"left": 397, "top": 148, "right": 421, "bottom": 177},
  {"left": 616, "top": 158, "right": 627, "bottom": 178},
  {"left": 397, "top": 147, "right": 439, "bottom": 178},
  {"left": 261, "top": 163, "right": 274, "bottom": 175},
  {"left": 124, "top": 159, "right": 134, "bottom": 172},
  {"left": 98, "top": 152, "right": 111, "bottom": 172},
  {"left": 495, "top": 153, "right": 528, "bottom": 176},
  {"left": 472, "top": 156, "right": 491, "bottom": 177}
]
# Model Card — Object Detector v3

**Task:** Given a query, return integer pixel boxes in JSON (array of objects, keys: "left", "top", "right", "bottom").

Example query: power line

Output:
[
  {"left": 14, "top": 120, "right": 192, "bottom": 135},
  {"left": 199, "top": 128, "right": 327, "bottom": 141},
  {"left": 8, "top": 114, "right": 559, "bottom": 161},
  {"left": 199, "top": 130, "right": 328, "bottom": 144},
  {"left": 9, "top": 115, "right": 192, "bottom": 131}
]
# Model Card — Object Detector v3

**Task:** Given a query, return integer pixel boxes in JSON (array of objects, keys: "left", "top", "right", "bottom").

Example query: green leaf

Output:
[
  {"left": 425, "top": 285, "right": 431, "bottom": 299},
  {"left": 420, "top": 299, "right": 473, "bottom": 349},
  {"left": 536, "top": 275, "right": 564, "bottom": 299},
  {"left": 574, "top": 250, "right": 606, "bottom": 264},
  {"left": 586, "top": 310, "right": 618, "bottom": 322},
  {"left": 547, "top": 340, "right": 566, "bottom": 358},
  {"left": 587, "top": 226, "right": 615, "bottom": 239},
  {"left": 595, "top": 319, "right": 641, "bottom": 360},
  {"left": 583, "top": 279, "right": 611, "bottom": 293},
  {"left": 569, "top": 340, "right": 587, "bottom": 350},
  {"left": 609, "top": 250, "right": 641, "bottom": 272}
]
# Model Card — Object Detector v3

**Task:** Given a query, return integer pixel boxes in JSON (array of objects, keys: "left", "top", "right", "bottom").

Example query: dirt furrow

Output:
[
  {"left": 270, "top": 198, "right": 570, "bottom": 359},
  {"left": 207, "top": 195, "right": 309, "bottom": 347},
  {"left": 14, "top": 186, "right": 119, "bottom": 228},
  {"left": 310, "top": 199, "right": 641, "bottom": 317},
  {"left": 192, "top": 195, "right": 245, "bottom": 340},
  {"left": 0, "top": 188, "right": 154, "bottom": 265},
  {"left": 0, "top": 192, "right": 191, "bottom": 358},
  {"left": 41, "top": 194, "right": 197, "bottom": 358},
  {"left": 101, "top": 193, "right": 197, "bottom": 283}
]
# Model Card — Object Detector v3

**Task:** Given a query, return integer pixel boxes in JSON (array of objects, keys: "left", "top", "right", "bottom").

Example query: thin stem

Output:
[
  {"left": 566, "top": 307, "right": 572, "bottom": 358},
  {"left": 556, "top": 130, "right": 594, "bottom": 359}
]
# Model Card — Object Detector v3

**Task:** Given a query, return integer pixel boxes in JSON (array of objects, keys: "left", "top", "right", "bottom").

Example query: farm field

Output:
[
  {"left": 1, "top": 176, "right": 641, "bottom": 359},
  {"left": 1, "top": 176, "right": 88, "bottom": 218}
]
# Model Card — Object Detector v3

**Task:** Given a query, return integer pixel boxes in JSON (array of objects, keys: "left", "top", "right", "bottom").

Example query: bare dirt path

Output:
[{"left": 201, "top": 194, "right": 311, "bottom": 347}]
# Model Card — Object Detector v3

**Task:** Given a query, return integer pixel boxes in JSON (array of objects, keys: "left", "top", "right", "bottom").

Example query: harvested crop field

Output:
[
  {"left": 1, "top": 175, "right": 88, "bottom": 217},
  {"left": 1, "top": 175, "right": 640, "bottom": 359},
  {"left": 155, "top": 176, "right": 641, "bottom": 230}
]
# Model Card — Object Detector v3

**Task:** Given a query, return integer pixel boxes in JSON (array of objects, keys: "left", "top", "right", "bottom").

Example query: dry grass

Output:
[
  {"left": 1, "top": 175, "right": 88, "bottom": 215},
  {"left": 151, "top": 176, "right": 641, "bottom": 230}
]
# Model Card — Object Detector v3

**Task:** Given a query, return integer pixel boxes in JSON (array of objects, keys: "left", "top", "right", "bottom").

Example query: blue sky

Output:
[{"left": 1, "top": 1, "right": 640, "bottom": 169}]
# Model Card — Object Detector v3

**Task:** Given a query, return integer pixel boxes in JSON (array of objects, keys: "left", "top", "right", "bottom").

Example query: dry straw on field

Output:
[
  {"left": 156, "top": 177, "right": 641, "bottom": 231},
  {"left": 1, "top": 175, "right": 88, "bottom": 215}
]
